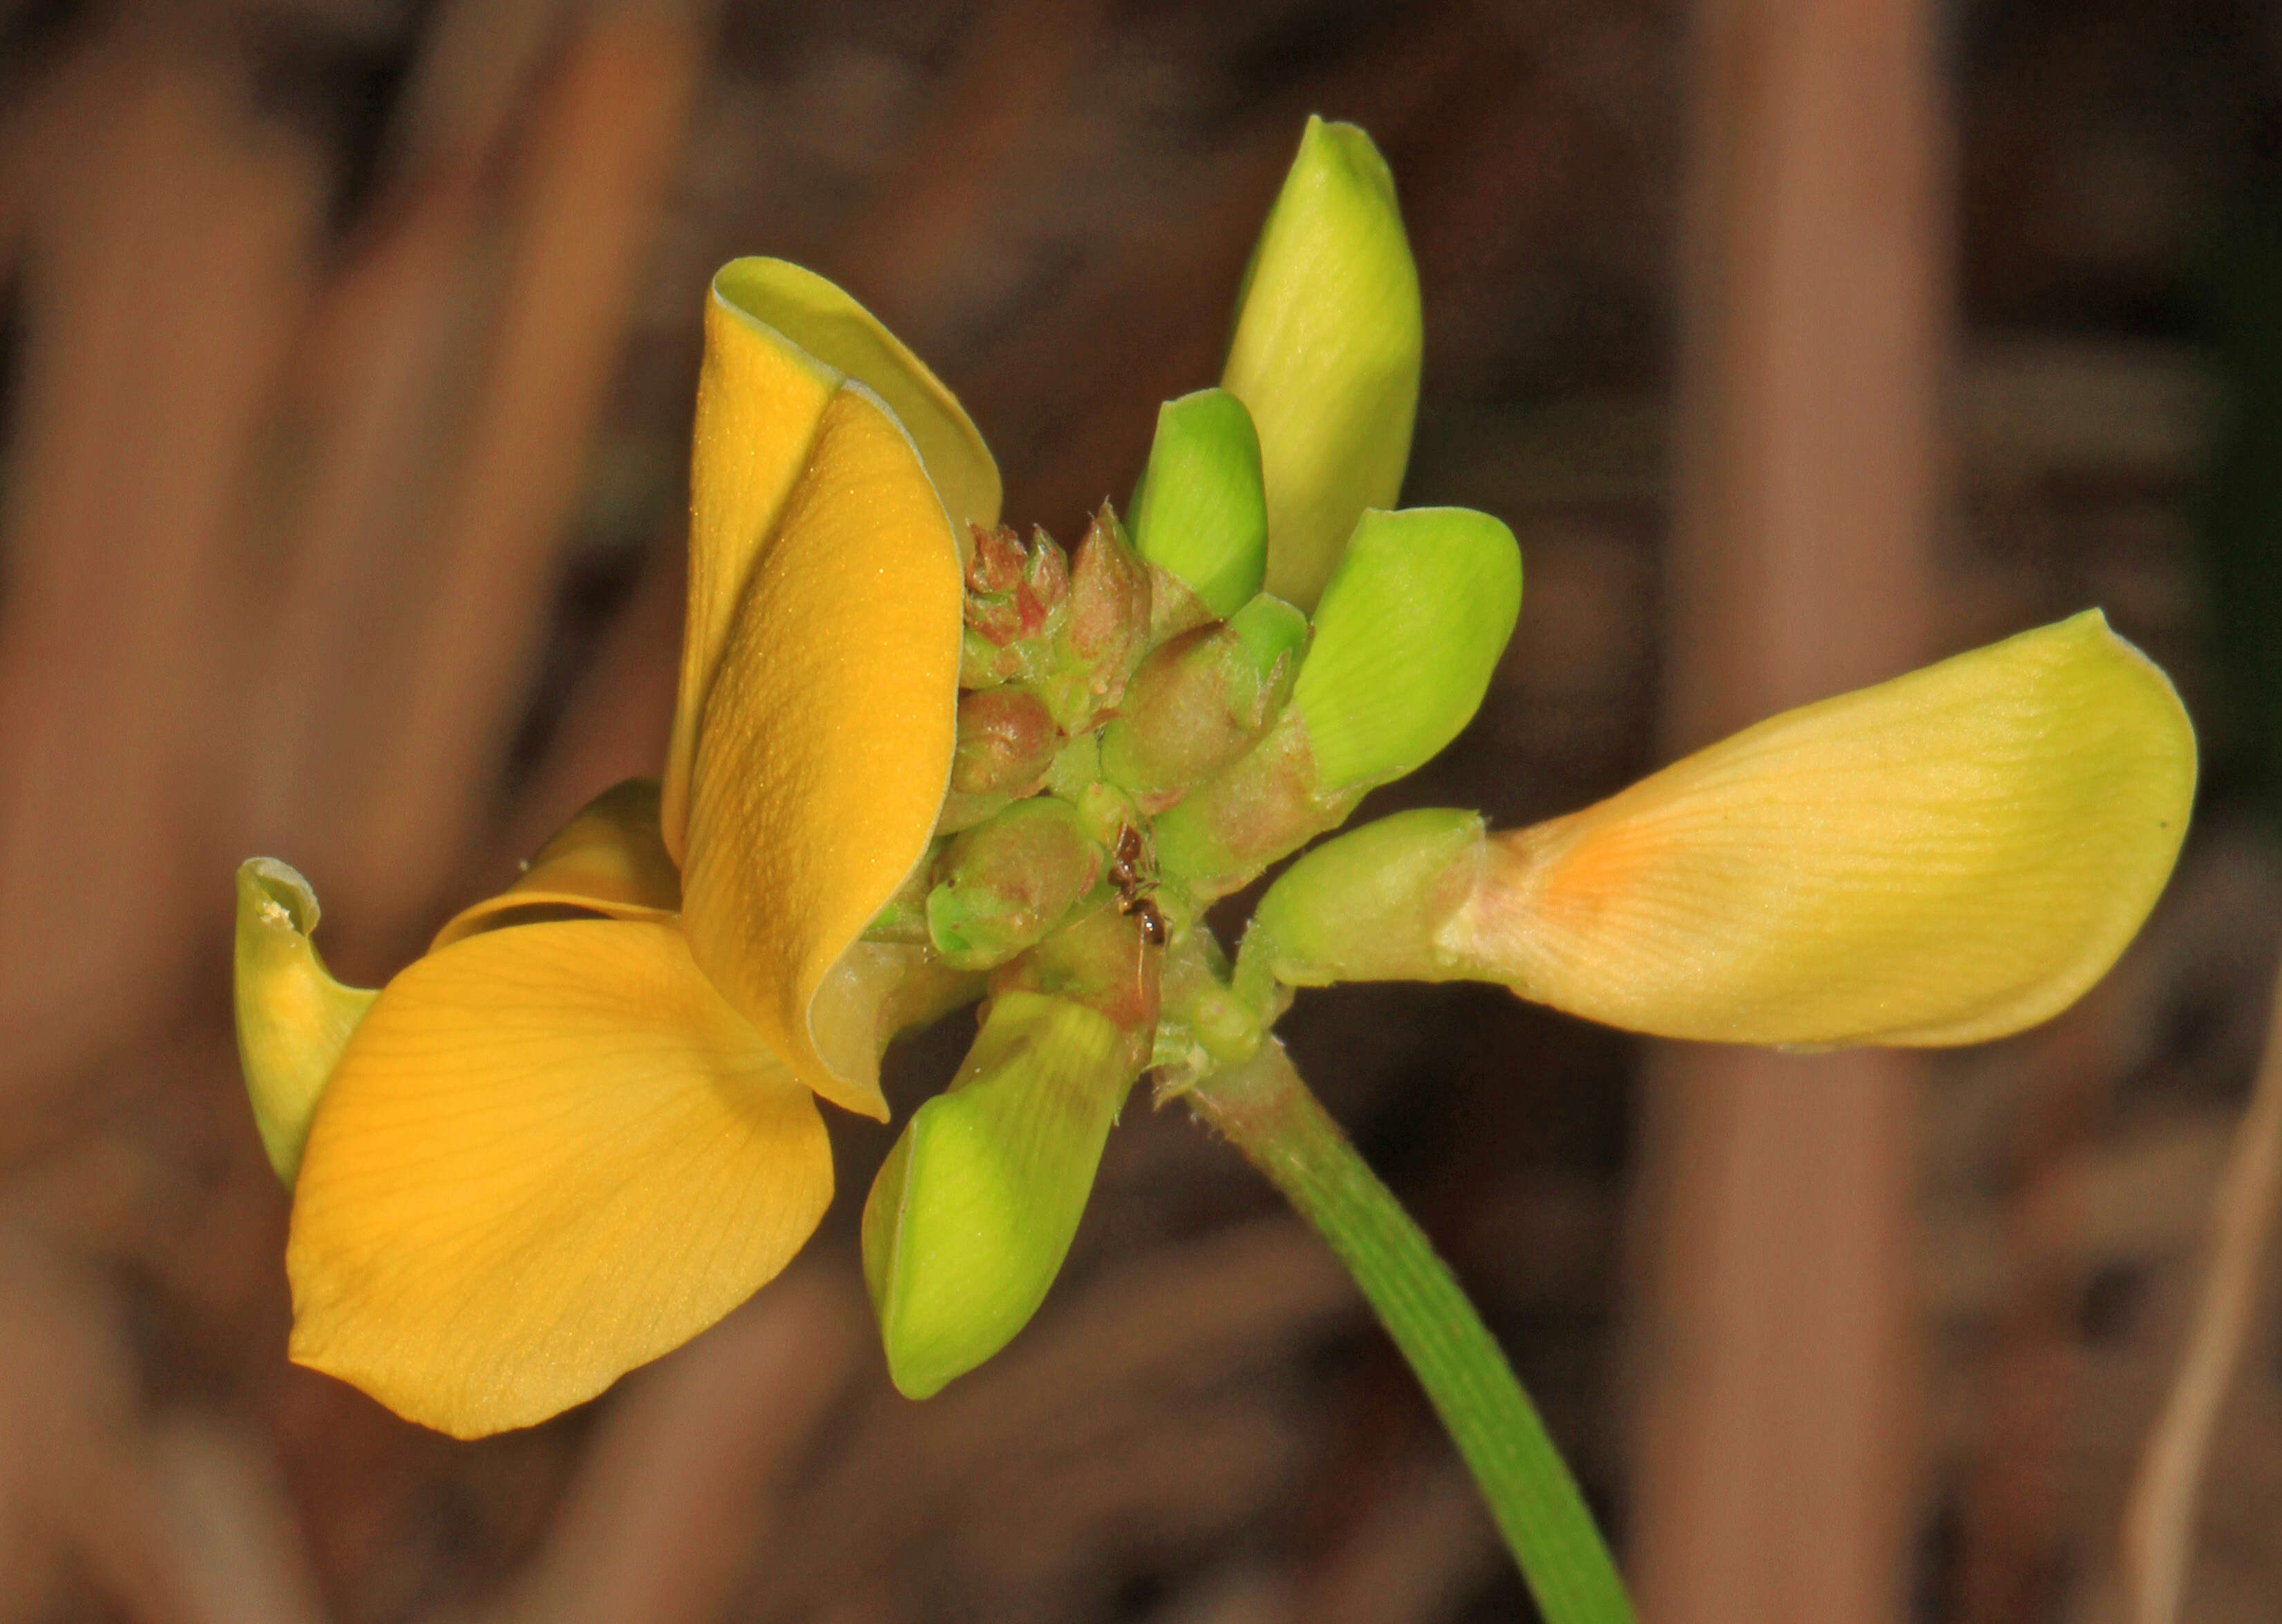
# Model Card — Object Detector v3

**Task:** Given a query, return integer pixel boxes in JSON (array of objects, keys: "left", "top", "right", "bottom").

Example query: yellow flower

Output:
[
  {"left": 238, "top": 117, "right": 2200, "bottom": 1440},
  {"left": 236, "top": 261, "right": 996, "bottom": 1438}
]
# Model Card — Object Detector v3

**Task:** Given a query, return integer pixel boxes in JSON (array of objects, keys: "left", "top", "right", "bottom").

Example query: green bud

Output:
[
  {"left": 1289, "top": 506, "right": 1521, "bottom": 791},
  {"left": 1044, "top": 729, "right": 1101, "bottom": 801},
  {"left": 926, "top": 797, "right": 1103, "bottom": 971},
  {"left": 1235, "top": 808, "right": 1487, "bottom": 1008},
  {"left": 1223, "top": 117, "right": 1423, "bottom": 612},
  {"left": 1130, "top": 388, "right": 1268, "bottom": 619},
  {"left": 862, "top": 991, "right": 1132, "bottom": 1398},
  {"left": 1038, "top": 504, "right": 1152, "bottom": 731},
  {"left": 234, "top": 859, "right": 377, "bottom": 1183},
  {"left": 1098, "top": 595, "right": 1308, "bottom": 809}
]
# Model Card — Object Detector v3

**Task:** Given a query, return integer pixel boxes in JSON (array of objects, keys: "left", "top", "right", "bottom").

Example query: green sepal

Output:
[
  {"left": 1130, "top": 388, "right": 1269, "bottom": 618},
  {"left": 1290, "top": 506, "right": 1522, "bottom": 791},
  {"left": 1223, "top": 117, "right": 1423, "bottom": 612},
  {"left": 1235, "top": 807, "right": 1487, "bottom": 1007},
  {"left": 862, "top": 991, "right": 1133, "bottom": 1398},
  {"left": 233, "top": 859, "right": 377, "bottom": 1183},
  {"left": 926, "top": 797, "right": 1103, "bottom": 971}
]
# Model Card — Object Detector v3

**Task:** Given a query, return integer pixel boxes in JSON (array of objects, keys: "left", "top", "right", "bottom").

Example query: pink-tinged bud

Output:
[
  {"left": 1148, "top": 713, "right": 1361, "bottom": 903},
  {"left": 961, "top": 524, "right": 1071, "bottom": 687},
  {"left": 926, "top": 796, "right": 1104, "bottom": 971},
  {"left": 939, "top": 685, "right": 1063, "bottom": 832},
  {"left": 951, "top": 686, "right": 1059, "bottom": 796},
  {"left": 1038, "top": 504, "right": 1151, "bottom": 730},
  {"left": 967, "top": 521, "right": 1027, "bottom": 594},
  {"left": 1097, "top": 595, "right": 1308, "bottom": 811}
]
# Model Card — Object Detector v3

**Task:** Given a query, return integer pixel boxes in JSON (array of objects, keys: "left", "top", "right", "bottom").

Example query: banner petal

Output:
[{"left": 680, "top": 385, "right": 963, "bottom": 1120}]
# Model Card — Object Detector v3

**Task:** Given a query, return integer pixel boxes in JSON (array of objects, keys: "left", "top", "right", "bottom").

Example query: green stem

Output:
[{"left": 1186, "top": 1038, "right": 1635, "bottom": 1624}]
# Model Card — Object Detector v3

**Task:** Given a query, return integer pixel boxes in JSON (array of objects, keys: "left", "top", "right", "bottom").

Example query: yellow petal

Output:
[
  {"left": 712, "top": 258, "right": 1000, "bottom": 536},
  {"left": 234, "top": 859, "right": 377, "bottom": 1184},
  {"left": 430, "top": 778, "right": 681, "bottom": 951},
  {"left": 681, "top": 385, "right": 963, "bottom": 1120},
  {"left": 1445, "top": 611, "right": 2196, "bottom": 1046},
  {"left": 286, "top": 920, "right": 830, "bottom": 1437},
  {"left": 660, "top": 284, "right": 839, "bottom": 862},
  {"left": 663, "top": 262, "right": 1000, "bottom": 864}
]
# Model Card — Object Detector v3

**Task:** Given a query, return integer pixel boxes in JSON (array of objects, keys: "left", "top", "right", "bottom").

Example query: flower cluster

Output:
[{"left": 237, "top": 118, "right": 2194, "bottom": 1439}]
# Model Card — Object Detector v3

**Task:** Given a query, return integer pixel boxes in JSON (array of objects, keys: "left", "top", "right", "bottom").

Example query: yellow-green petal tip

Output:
[{"left": 234, "top": 859, "right": 375, "bottom": 1185}]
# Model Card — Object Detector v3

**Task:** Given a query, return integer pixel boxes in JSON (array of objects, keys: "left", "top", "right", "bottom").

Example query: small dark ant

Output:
[{"left": 1110, "top": 824, "right": 1167, "bottom": 946}]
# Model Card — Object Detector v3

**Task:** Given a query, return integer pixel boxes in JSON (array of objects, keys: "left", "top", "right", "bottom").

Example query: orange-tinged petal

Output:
[
  {"left": 430, "top": 778, "right": 681, "bottom": 950},
  {"left": 286, "top": 920, "right": 830, "bottom": 1438},
  {"left": 1443, "top": 611, "right": 2195, "bottom": 1046},
  {"left": 681, "top": 386, "right": 963, "bottom": 1120},
  {"left": 661, "top": 286, "right": 840, "bottom": 861}
]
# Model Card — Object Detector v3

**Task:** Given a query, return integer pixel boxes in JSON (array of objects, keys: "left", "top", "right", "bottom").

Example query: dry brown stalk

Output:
[
  {"left": 486, "top": 1270, "right": 864, "bottom": 1624},
  {"left": 354, "top": 0, "right": 706, "bottom": 946},
  {"left": 2120, "top": 946, "right": 2282, "bottom": 1624},
  {"left": 0, "top": 32, "right": 323, "bottom": 1082}
]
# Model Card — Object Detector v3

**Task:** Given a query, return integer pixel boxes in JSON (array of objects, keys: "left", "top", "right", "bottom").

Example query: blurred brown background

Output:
[{"left": 1, "top": 0, "right": 2279, "bottom": 1620}]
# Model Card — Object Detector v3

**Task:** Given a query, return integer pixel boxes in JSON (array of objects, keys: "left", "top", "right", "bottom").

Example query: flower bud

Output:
[
  {"left": 234, "top": 859, "right": 376, "bottom": 1183},
  {"left": 961, "top": 524, "right": 1069, "bottom": 688},
  {"left": 1129, "top": 388, "right": 1268, "bottom": 620},
  {"left": 1288, "top": 506, "right": 1521, "bottom": 791},
  {"left": 1147, "top": 714, "right": 1359, "bottom": 902},
  {"left": 862, "top": 991, "right": 1132, "bottom": 1398},
  {"left": 1223, "top": 117, "right": 1422, "bottom": 611},
  {"left": 940, "top": 685, "right": 1061, "bottom": 832},
  {"left": 1038, "top": 505, "right": 1152, "bottom": 730},
  {"left": 926, "top": 796, "right": 1103, "bottom": 971},
  {"left": 1098, "top": 595, "right": 1308, "bottom": 810},
  {"left": 1228, "top": 614, "right": 2198, "bottom": 1055}
]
